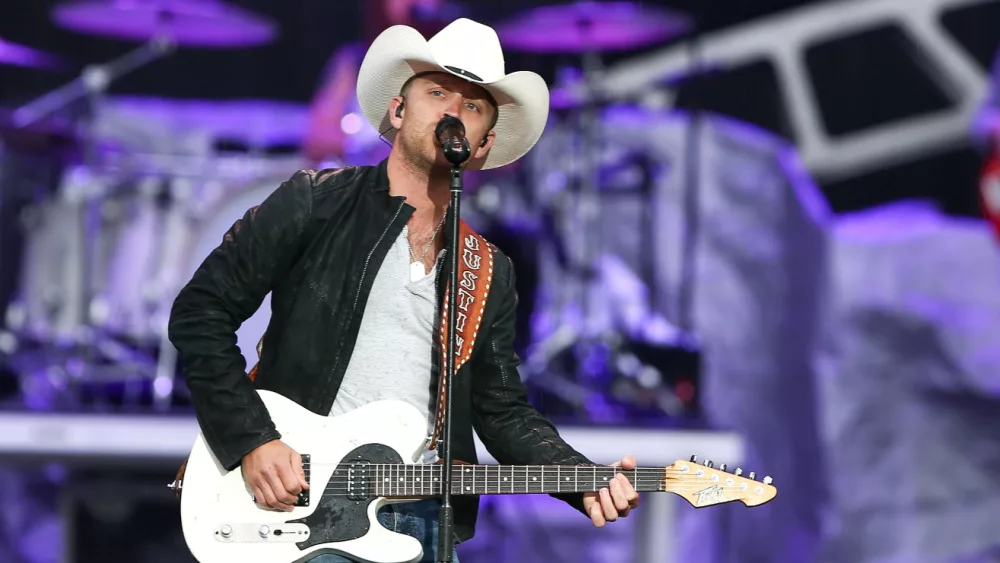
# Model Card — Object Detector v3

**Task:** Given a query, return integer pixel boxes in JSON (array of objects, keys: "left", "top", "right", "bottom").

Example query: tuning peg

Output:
[
  {"left": 734, "top": 467, "right": 743, "bottom": 476},
  {"left": 749, "top": 471, "right": 756, "bottom": 480},
  {"left": 704, "top": 460, "right": 713, "bottom": 468},
  {"left": 689, "top": 455, "right": 698, "bottom": 463},
  {"left": 719, "top": 463, "right": 727, "bottom": 472},
  {"left": 763, "top": 476, "right": 773, "bottom": 485}
]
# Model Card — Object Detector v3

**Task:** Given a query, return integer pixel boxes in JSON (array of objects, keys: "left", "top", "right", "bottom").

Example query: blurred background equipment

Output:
[
  {"left": 2, "top": 0, "right": 285, "bottom": 414},
  {"left": 496, "top": 1, "right": 702, "bottom": 425}
]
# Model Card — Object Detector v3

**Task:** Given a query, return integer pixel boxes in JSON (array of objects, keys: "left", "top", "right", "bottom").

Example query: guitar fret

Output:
[{"left": 363, "top": 463, "right": 666, "bottom": 497}]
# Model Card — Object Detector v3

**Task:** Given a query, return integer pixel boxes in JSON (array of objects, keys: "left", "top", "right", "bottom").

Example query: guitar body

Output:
[
  {"left": 179, "top": 392, "right": 780, "bottom": 563},
  {"left": 180, "top": 391, "right": 430, "bottom": 563}
]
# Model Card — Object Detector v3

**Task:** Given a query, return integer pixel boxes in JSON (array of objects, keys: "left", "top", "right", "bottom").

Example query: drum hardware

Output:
[
  {"left": 1, "top": 1, "right": 280, "bottom": 411},
  {"left": 496, "top": 2, "right": 701, "bottom": 423},
  {"left": 497, "top": 2, "right": 696, "bottom": 422}
]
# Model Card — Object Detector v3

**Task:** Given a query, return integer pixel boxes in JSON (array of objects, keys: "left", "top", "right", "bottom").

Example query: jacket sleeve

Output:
[
  {"left": 168, "top": 170, "right": 315, "bottom": 471},
  {"left": 469, "top": 257, "right": 595, "bottom": 516}
]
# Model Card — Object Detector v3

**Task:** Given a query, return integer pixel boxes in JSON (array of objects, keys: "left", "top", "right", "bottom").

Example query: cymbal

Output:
[
  {"left": 0, "top": 37, "right": 68, "bottom": 71},
  {"left": 496, "top": 2, "right": 692, "bottom": 54},
  {"left": 51, "top": 0, "right": 277, "bottom": 48}
]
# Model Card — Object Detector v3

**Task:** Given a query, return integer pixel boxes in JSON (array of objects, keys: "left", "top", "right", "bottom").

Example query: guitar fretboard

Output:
[{"left": 332, "top": 465, "right": 667, "bottom": 497}]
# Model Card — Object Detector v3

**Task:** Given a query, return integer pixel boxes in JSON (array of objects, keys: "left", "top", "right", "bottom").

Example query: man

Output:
[{"left": 168, "top": 18, "right": 640, "bottom": 563}]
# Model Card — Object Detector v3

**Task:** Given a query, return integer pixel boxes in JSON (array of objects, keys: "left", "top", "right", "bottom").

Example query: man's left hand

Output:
[{"left": 582, "top": 454, "right": 641, "bottom": 527}]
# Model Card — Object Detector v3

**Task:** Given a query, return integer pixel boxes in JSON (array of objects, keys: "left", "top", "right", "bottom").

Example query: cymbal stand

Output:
[{"left": 12, "top": 35, "right": 175, "bottom": 129}]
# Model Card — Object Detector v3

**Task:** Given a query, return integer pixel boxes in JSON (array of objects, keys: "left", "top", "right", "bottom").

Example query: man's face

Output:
[{"left": 392, "top": 72, "right": 497, "bottom": 170}]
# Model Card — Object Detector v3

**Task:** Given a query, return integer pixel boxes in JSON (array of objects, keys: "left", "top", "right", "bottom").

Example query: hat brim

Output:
[{"left": 356, "top": 25, "right": 549, "bottom": 170}]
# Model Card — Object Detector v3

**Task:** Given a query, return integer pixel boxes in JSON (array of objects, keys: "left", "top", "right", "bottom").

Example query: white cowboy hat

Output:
[{"left": 356, "top": 18, "right": 550, "bottom": 170}]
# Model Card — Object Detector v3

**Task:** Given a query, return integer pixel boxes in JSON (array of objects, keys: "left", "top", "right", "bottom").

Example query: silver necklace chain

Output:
[{"left": 408, "top": 214, "right": 447, "bottom": 264}]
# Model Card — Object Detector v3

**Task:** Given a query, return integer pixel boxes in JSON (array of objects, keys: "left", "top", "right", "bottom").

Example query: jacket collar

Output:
[
  {"left": 372, "top": 158, "right": 391, "bottom": 193},
  {"left": 372, "top": 157, "right": 479, "bottom": 245}
]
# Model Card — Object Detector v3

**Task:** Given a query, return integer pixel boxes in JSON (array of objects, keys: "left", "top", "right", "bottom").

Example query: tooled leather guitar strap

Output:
[{"left": 428, "top": 220, "right": 494, "bottom": 453}]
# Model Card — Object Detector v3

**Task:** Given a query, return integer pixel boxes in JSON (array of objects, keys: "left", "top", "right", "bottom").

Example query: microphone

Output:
[{"left": 435, "top": 115, "right": 472, "bottom": 166}]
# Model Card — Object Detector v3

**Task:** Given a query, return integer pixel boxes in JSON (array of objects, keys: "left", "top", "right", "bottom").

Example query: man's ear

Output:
[
  {"left": 389, "top": 96, "right": 405, "bottom": 129},
  {"left": 473, "top": 130, "right": 496, "bottom": 160}
]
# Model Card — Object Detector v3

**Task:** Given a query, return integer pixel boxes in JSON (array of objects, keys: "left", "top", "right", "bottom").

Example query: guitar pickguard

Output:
[{"left": 286, "top": 443, "right": 401, "bottom": 551}]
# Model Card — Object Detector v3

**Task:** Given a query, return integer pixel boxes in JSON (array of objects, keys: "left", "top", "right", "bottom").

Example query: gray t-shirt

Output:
[{"left": 329, "top": 226, "right": 441, "bottom": 460}]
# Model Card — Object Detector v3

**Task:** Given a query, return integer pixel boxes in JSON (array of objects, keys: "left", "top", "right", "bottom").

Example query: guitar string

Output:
[
  {"left": 297, "top": 467, "right": 723, "bottom": 481},
  {"left": 297, "top": 463, "right": 744, "bottom": 477},
  {"left": 288, "top": 477, "right": 765, "bottom": 495},
  {"left": 298, "top": 464, "right": 692, "bottom": 475},
  {"left": 300, "top": 468, "right": 686, "bottom": 484},
  {"left": 268, "top": 483, "right": 765, "bottom": 498},
  {"left": 251, "top": 466, "right": 766, "bottom": 496}
]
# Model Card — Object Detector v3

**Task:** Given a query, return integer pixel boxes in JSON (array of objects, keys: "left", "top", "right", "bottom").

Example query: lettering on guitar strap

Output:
[{"left": 429, "top": 221, "right": 495, "bottom": 452}]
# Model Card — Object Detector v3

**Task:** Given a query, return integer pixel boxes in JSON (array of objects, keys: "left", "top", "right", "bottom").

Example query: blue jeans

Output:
[{"left": 306, "top": 500, "right": 459, "bottom": 563}]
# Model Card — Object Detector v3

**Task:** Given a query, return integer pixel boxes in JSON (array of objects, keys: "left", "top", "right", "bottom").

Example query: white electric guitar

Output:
[{"left": 176, "top": 390, "right": 777, "bottom": 563}]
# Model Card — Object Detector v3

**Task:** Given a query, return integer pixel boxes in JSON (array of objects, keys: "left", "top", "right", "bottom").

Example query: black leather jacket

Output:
[{"left": 168, "top": 159, "right": 593, "bottom": 542}]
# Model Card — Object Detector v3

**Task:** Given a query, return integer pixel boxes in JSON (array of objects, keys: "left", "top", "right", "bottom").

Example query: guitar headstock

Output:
[{"left": 666, "top": 455, "right": 777, "bottom": 508}]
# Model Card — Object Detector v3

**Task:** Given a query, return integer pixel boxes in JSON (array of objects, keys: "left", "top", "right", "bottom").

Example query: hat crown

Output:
[{"left": 427, "top": 18, "right": 506, "bottom": 83}]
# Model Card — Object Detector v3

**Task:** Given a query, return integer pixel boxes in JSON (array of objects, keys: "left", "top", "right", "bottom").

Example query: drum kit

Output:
[
  {"left": 0, "top": 1, "right": 702, "bottom": 422},
  {"left": 0, "top": 0, "right": 288, "bottom": 410}
]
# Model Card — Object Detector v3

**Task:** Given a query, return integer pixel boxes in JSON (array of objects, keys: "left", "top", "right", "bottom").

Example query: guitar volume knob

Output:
[
  {"left": 220, "top": 525, "right": 232, "bottom": 538},
  {"left": 259, "top": 525, "right": 270, "bottom": 538}
]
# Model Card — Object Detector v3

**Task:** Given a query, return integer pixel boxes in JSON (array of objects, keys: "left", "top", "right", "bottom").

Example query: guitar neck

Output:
[{"left": 367, "top": 465, "right": 668, "bottom": 497}]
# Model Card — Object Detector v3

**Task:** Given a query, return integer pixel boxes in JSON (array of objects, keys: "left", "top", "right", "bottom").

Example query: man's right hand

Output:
[{"left": 242, "top": 440, "right": 309, "bottom": 512}]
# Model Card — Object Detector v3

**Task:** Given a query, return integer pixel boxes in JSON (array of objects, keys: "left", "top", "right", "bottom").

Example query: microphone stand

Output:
[{"left": 437, "top": 134, "right": 471, "bottom": 563}]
